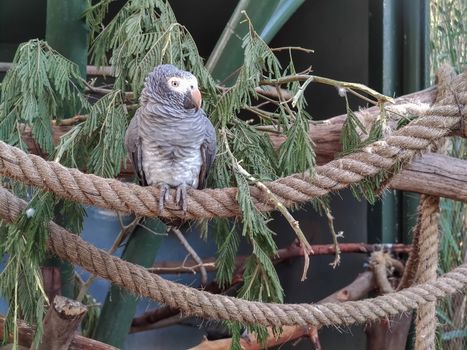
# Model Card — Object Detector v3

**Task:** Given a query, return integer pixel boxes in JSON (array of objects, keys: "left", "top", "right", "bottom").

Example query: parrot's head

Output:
[{"left": 141, "top": 64, "right": 202, "bottom": 114}]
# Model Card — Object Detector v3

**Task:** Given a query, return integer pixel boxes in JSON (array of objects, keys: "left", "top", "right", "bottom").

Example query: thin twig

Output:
[
  {"left": 346, "top": 88, "right": 379, "bottom": 106},
  {"left": 170, "top": 227, "right": 208, "bottom": 286},
  {"left": 221, "top": 128, "right": 313, "bottom": 281},
  {"left": 271, "top": 46, "right": 314, "bottom": 54},
  {"left": 324, "top": 207, "right": 343, "bottom": 268},
  {"left": 260, "top": 74, "right": 395, "bottom": 105},
  {"left": 84, "top": 81, "right": 134, "bottom": 102},
  {"left": 275, "top": 85, "right": 296, "bottom": 121},
  {"left": 53, "top": 115, "right": 88, "bottom": 126}
]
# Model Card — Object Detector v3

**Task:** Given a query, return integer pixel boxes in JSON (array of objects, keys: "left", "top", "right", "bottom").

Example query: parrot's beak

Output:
[{"left": 191, "top": 88, "right": 202, "bottom": 111}]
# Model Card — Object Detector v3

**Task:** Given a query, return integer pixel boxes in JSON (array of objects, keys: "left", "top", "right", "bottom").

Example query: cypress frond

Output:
[
  {"left": 214, "top": 219, "right": 240, "bottom": 287},
  {"left": 278, "top": 110, "right": 315, "bottom": 176},
  {"left": 0, "top": 190, "right": 55, "bottom": 347},
  {"left": 0, "top": 39, "right": 88, "bottom": 154},
  {"left": 56, "top": 90, "right": 128, "bottom": 178},
  {"left": 340, "top": 94, "right": 367, "bottom": 153}
]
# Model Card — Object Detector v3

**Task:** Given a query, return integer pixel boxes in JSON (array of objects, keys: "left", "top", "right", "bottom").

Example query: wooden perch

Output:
[
  {"left": 389, "top": 153, "right": 467, "bottom": 201},
  {"left": 0, "top": 316, "right": 116, "bottom": 350},
  {"left": 17, "top": 83, "right": 467, "bottom": 202},
  {"left": 36, "top": 296, "right": 87, "bottom": 350},
  {"left": 0, "top": 62, "right": 114, "bottom": 76},
  {"left": 365, "top": 312, "right": 412, "bottom": 350},
  {"left": 189, "top": 271, "right": 376, "bottom": 350},
  {"left": 41, "top": 266, "right": 61, "bottom": 303}
]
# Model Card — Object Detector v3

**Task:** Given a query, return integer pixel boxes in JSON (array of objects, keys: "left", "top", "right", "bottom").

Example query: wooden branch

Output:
[
  {"left": 189, "top": 271, "right": 376, "bottom": 350},
  {"left": 365, "top": 311, "right": 412, "bottom": 350},
  {"left": 41, "top": 267, "right": 61, "bottom": 302},
  {"left": 17, "top": 82, "right": 466, "bottom": 201},
  {"left": 267, "top": 85, "right": 440, "bottom": 164},
  {"left": 0, "top": 62, "right": 114, "bottom": 76},
  {"left": 389, "top": 153, "right": 467, "bottom": 201},
  {"left": 0, "top": 315, "right": 116, "bottom": 350},
  {"left": 149, "top": 242, "right": 411, "bottom": 274},
  {"left": 36, "top": 296, "right": 87, "bottom": 350}
]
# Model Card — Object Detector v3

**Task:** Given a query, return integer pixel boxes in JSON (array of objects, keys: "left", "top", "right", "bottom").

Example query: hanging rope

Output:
[
  {"left": 414, "top": 195, "right": 440, "bottom": 350},
  {"left": 0, "top": 184, "right": 466, "bottom": 329}
]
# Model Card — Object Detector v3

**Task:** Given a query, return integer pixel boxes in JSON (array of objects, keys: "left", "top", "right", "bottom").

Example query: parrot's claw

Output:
[
  {"left": 159, "top": 183, "right": 170, "bottom": 212},
  {"left": 175, "top": 183, "right": 188, "bottom": 213}
]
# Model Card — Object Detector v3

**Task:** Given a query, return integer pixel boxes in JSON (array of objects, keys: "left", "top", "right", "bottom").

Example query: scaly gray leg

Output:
[
  {"left": 158, "top": 183, "right": 170, "bottom": 212},
  {"left": 175, "top": 183, "right": 188, "bottom": 213}
]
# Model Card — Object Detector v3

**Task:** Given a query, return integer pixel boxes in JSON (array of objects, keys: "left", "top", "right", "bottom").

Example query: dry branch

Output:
[
  {"left": 0, "top": 62, "right": 114, "bottom": 76},
  {"left": 36, "top": 296, "right": 87, "bottom": 350},
  {"left": 149, "top": 241, "right": 411, "bottom": 274},
  {"left": 389, "top": 153, "right": 467, "bottom": 200},
  {"left": 41, "top": 267, "right": 61, "bottom": 302},
  {"left": 365, "top": 312, "right": 412, "bottom": 350},
  {"left": 18, "top": 80, "right": 466, "bottom": 203},
  {"left": 190, "top": 271, "right": 376, "bottom": 350},
  {"left": 0, "top": 315, "right": 116, "bottom": 350}
]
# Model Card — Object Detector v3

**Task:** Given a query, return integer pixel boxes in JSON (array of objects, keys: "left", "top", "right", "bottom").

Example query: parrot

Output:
[{"left": 124, "top": 64, "right": 217, "bottom": 213}]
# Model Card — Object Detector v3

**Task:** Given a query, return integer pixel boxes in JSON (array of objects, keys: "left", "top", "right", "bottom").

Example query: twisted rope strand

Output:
[
  {"left": 414, "top": 196, "right": 440, "bottom": 350},
  {"left": 0, "top": 70, "right": 464, "bottom": 219},
  {"left": 0, "top": 185, "right": 466, "bottom": 329}
]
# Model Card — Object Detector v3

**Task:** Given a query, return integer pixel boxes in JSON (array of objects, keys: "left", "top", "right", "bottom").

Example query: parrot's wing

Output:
[
  {"left": 125, "top": 110, "right": 148, "bottom": 186},
  {"left": 198, "top": 113, "right": 217, "bottom": 189}
]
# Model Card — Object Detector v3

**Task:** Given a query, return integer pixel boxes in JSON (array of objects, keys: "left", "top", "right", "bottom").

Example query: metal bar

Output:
[
  {"left": 92, "top": 219, "right": 165, "bottom": 348},
  {"left": 368, "top": 0, "right": 402, "bottom": 243},
  {"left": 44, "top": 0, "right": 89, "bottom": 299}
]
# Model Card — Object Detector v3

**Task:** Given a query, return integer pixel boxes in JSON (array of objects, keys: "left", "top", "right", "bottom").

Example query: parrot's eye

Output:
[{"left": 170, "top": 79, "right": 180, "bottom": 87}]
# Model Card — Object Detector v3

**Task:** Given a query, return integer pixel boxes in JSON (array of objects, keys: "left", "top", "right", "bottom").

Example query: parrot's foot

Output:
[
  {"left": 158, "top": 183, "right": 170, "bottom": 212},
  {"left": 175, "top": 183, "right": 188, "bottom": 213}
]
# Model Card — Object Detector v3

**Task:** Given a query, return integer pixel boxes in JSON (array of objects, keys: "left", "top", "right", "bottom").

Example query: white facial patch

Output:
[{"left": 167, "top": 76, "right": 198, "bottom": 94}]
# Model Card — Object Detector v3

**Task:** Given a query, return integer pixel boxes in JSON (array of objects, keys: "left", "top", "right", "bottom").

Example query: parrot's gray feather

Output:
[
  {"left": 198, "top": 113, "right": 216, "bottom": 189},
  {"left": 125, "top": 111, "right": 147, "bottom": 186}
]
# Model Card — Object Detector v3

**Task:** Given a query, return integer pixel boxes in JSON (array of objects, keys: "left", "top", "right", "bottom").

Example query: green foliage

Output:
[
  {"left": 430, "top": 0, "right": 466, "bottom": 78},
  {"left": 212, "top": 19, "right": 282, "bottom": 126},
  {"left": 430, "top": 1, "right": 466, "bottom": 348},
  {"left": 0, "top": 191, "right": 55, "bottom": 348},
  {"left": 340, "top": 94, "right": 367, "bottom": 153},
  {"left": 0, "top": 39, "right": 88, "bottom": 154},
  {"left": 88, "top": 0, "right": 216, "bottom": 97},
  {"left": 278, "top": 110, "right": 315, "bottom": 175},
  {"left": 55, "top": 90, "right": 128, "bottom": 178}
]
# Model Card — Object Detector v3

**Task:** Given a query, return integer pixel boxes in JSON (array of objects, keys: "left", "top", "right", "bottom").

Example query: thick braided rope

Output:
[
  {"left": 0, "top": 69, "right": 464, "bottom": 219},
  {"left": 414, "top": 196, "right": 440, "bottom": 350},
  {"left": 0, "top": 185, "right": 466, "bottom": 329}
]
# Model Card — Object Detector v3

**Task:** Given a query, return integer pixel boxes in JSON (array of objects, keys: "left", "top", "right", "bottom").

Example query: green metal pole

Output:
[
  {"left": 401, "top": 0, "right": 430, "bottom": 245},
  {"left": 368, "top": 0, "right": 402, "bottom": 244},
  {"left": 46, "top": 0, "right": 88, "bottom": 79},
  {"left": 260, "top": 0, "right": 305, "bottom": 43},
  {"left": 206, "top": 0, "right": 282, "bottom": 84},
  {"left": 92, "top": 219, "right": 165, "bottom": 348},
  {"left": 45, "top": 0, "right": 89, "bottom": 299}
]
